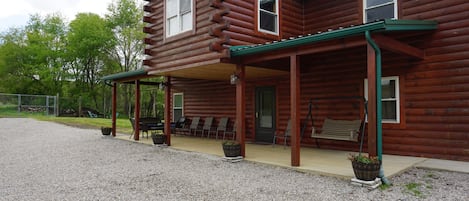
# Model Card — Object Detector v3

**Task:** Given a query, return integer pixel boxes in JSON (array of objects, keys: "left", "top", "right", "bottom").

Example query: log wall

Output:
[{"left": 158, "top": 0, "right": 469, "bottom": 161}]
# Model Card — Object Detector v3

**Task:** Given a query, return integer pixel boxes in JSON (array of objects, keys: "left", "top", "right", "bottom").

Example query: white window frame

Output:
[
  {"left": 363, "top": 0, "right": 398, "bottom": 23},
  {"left": 173, "top": 93, "right": 184, "bottom": 122},
  {"left": 258, "top": 0, "right": 279, "bottom": 35},
  {"left": 364, "top": 76, "right": 400, "bottom": 123},
  {"left": 165, "top": 0, "right": 193, "bottom": 37}
]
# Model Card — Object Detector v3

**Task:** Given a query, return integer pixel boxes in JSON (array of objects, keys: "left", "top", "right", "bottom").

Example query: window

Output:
[
  {"left": 173, "top": 93, "right": 183, "bottom": 122},
  {"left": 166, "top": 0, "right": 192, "bottom": 37},
  {"left": 364, "top": 76, "right": 400, "bottom": 123},
  {"left": 258, "top": 0, "right": 278, "bottom": 34},
  {"left": 364, "top": 0, "right": 397, "bottom": 23}
]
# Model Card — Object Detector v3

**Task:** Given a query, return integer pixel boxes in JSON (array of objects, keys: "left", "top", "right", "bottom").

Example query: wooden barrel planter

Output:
[
  {"left": 222, "top": 143, "right": 241, "bottom": 157},
  {"left": 351, "top": 160, "right": 381, "bottom": 181},
  {"left": 101, "top": 127, "right": 112, "bottom": 135},
  {"left": 151, "top": 134, "right": 166, "bottom": 144}
]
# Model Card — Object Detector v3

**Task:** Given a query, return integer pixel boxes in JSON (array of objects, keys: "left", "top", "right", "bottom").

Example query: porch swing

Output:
[{"left": 306, "top": 96, "right": 368, "bottom": 147}]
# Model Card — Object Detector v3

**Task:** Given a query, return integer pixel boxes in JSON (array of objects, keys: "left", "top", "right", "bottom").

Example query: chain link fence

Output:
[{"left": 0, "top": 93, "right": 58, "bottom": 116}]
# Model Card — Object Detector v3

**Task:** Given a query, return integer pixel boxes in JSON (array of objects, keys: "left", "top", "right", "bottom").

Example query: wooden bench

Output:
[{"left": 311, "top": 118, "right": 361, "bottom": 143}]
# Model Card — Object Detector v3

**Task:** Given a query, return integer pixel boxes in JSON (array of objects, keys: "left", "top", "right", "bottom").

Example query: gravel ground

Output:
[{"left": 0, "top": 118, "right": 468, "bottom": 201}]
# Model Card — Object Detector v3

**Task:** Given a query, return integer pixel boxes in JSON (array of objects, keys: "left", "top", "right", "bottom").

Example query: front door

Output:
[{"left": 255, "top": 86, "right": 276, "bottom": 143}]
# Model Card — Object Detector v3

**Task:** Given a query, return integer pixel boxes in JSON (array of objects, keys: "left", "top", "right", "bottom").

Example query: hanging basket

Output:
[
  {"left": 151, "top": 134, "right": 166, "bottom": 144},
  {"left": 351, "top": 160, "right": 381, "bottom": 181},
  {"left": 101, "top": 127, "right": 112, "bottom": 135},
  {"left": 222, "top": 144, "right": 241, "bottom": 157}
]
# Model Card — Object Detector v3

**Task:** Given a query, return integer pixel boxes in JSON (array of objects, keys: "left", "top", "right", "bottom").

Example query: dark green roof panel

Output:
[{"left": 230, "top": 19, "right": 437, "bottom": 57}]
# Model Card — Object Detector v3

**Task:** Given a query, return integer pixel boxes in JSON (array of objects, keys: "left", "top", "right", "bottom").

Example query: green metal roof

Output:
[
  {"left": 101, "top": 69, "right": 147, "bottom": 81},
  {"left": 230, "top": 19, "right": 438, "bottom": 57}
]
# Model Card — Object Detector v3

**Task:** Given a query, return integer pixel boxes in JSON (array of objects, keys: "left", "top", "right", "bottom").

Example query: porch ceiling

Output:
[{"left": 154, "top": 63, "right": 289, "bottom": 81}]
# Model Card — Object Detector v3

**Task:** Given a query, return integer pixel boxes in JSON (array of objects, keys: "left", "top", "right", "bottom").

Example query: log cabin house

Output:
[{"left": 103, "top": 0, "right": 469, "bottom": 165}]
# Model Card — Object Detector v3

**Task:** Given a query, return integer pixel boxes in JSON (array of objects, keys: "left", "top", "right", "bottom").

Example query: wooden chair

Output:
[{"left": 272, "top": 119, "right": 291, "bottom": 148}]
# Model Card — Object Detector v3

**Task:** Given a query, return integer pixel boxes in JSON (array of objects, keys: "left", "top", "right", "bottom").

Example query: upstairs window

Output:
[
  {"left": 258, "top": 0, "right": 278, "bottom": 35},
  {"left": 364, "top": 0, "right": 397, "bottom": 23},
  {"left": 166, "top": 0, "right": 192, "bottom": 37},
  {"left": 364, "top": 76, "right": 400, "bottom": 123}
]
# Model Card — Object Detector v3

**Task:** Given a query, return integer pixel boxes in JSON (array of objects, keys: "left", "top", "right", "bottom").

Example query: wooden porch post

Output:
[
  {"left": 290, "top": 55, "right": 301, "bottom": 166},
  {"left": 367, "top": 44, "right": 377, "bottom": 156},
  {"left": 235, "top": 64, "right": 246, "bottom": 157},
  {"left": 111, "top": 82, "right": 117, "bottom": 137},
  {"left": 164, "top": 76, "right": 172, "bottom": 146},
  {"left": 134, "top": 80, "right": 141, "bottom": 141}
]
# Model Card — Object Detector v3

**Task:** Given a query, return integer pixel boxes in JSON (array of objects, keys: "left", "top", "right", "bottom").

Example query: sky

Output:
[{"left": 0, "top": 0, "right": 118, "bottom": 33}]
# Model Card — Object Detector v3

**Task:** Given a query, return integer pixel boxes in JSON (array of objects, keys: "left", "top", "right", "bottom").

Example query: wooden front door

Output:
[{"left": 255, "top": 86, "right": 276, "bottom": 143}]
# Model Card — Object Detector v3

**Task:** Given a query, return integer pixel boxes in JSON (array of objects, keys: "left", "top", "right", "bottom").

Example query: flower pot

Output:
[
  {"left": 351, "top": 160, "right": 381, "bottom": 181},
  {"left": 222, "top": 143, "right": 241, "bottom": 157},
  {"left": 151, "top": 134, "right": 166, "bottom": 144},
  {"left": 101, "top": 127, "right": 111, "bottom": 135}
]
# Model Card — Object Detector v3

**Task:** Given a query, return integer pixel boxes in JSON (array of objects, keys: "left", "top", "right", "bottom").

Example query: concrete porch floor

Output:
[{"left": 114, "top": 134, "right": 438, "bottom": 179}]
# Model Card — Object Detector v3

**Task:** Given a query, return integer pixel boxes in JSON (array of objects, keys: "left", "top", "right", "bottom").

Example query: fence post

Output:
[
  {"left": 56, "top": 93, "right": 59, "bottom": 117},
  {"left": 78, "top": 96, "right": 82, "bottom": 117},
  {"left": 17, "top": 94, "right": 21, "bottom": 113},
  {"left": 46, "top": 96, "right": 50, "bottom": 115}
]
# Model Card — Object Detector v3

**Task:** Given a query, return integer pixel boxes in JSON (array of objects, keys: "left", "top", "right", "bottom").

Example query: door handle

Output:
[{"left": 255, "top": 112, "right": 259, "bottom": 118}]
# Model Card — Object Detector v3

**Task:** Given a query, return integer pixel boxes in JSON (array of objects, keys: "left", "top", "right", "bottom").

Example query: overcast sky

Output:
[{"left": 0, "top": 0, "right": 126, "bottom": 33}]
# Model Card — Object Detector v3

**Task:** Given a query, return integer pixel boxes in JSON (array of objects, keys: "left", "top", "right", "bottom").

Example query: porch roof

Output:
[
  {"left": 101, "top": 68, "right": 152, "bottom": 83},
  {"left": 229, "top": 19, "right": 438, "bottom": 57}
]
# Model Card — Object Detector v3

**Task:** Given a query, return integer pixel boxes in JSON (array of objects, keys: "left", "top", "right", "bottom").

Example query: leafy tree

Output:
[
  {"left": 0, "top": 14, "right": 67, "bottom": 95},
  {"left": 67, "top": 13, "right": 116, "bottom": 109},
  {"left": 106, "top": 0, "right": 145, "bottom": 116}
]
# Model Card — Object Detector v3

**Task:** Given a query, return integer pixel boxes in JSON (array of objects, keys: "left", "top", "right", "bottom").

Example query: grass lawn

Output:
[{"left": 0, "top": 105, "right": 133, "bottom": 134}]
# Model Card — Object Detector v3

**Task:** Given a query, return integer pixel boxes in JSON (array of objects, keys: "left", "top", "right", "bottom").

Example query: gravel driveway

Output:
[{"left": 0, "top": 118, "right": 468, "bottom": 201}]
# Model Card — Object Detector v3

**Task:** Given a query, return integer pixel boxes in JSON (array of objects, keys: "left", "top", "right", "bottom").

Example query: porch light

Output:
[
  {"left": 230, "top": 74, "right": 239, "bottom": 85},
  {"left": 159, "top": 82, "right": 168, "bottom": 90}
]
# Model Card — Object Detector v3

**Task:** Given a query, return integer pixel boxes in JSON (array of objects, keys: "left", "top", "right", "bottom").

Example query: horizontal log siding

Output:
[
  {"left": 304, "top": 0, "right": 360, "bottom": 34},
  {"left": 170, "top": 78, "right": 253, "bottom": 138},
  {"left": 144, "top": 0, "right": 224, "bottom": 72},
  {"left": 297, "top": 0, "right": 469, "bottom": 161},
  {"left": 223, "top": 0, "right": 304, "bottom": 46},
  {"left": 399, "top": 0, "right": 469, "bottom": 161}
]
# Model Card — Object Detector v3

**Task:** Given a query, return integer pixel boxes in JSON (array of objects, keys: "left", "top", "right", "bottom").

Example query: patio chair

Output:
[
  {"left": 272, "top": 119, "right": 291, "bottom": 148},
  {"left": 186, "top": 117, "right": 201, "bottom": 136},
  {"left": 195, "top": 117, "right": 214, "bottom": 137},
  {"left": 223, "top": 121, "right": 236, "bottom": 140},
  {"left": 172, "top": 116, "right": 187, "bottom": 135},
  {"left": 208, "top": 117, "right": 228, "bottom": 139}
]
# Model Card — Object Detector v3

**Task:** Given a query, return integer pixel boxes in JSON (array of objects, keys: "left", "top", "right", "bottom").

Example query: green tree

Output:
[
  {"left": 106, "top": 0, "right": 145, "bottom": 116},
  {"left": 67, "top": 13, "right": 116, "bottom": 109},
  {"left": 0, "top": 14, "right": 67, "bottom": 95}
]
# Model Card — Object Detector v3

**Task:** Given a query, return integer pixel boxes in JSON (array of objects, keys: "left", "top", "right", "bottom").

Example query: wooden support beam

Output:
[
  {"left": 367, "top": 44, "right": 377, "bottom": 156},
  {"left": 290, "top": 55, "right": 301, "bottom": 167},
  {"left": 134, "top": 80, "right": 141, "bottom": 141},
  {"left": 373, "top": 35, "right": 425, "bottom": 59},
  {"left": 164, "top": 76, "right": 172, "bottom": 146},
  {"left": 111, "top": 82, "right": 117, "bottom": 137},
  {"left": 235, "top": 64, "right": 246, "bottom": 157}
]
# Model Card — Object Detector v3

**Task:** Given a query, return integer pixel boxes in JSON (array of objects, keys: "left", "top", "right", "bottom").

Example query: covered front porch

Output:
[{"left": 115, "top": 134, "right": 425, "bottom": 179}]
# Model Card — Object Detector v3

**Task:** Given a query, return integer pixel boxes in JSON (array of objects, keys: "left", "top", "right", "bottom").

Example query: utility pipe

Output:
[{"left": 365, "top": 31, "right": 390, "bottom": 185}]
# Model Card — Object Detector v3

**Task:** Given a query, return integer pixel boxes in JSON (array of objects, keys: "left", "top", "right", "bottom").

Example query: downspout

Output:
[{"left": 365, "top": 31, "right": 390, "bottom": 185}]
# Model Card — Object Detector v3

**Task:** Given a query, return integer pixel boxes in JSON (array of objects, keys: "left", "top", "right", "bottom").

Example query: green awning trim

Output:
[
  {"left": 101, "top": 69, "right": 147, "bottom": 81},
  {"left": 230, "top": 19, "right": 438, "bottom": 57}
]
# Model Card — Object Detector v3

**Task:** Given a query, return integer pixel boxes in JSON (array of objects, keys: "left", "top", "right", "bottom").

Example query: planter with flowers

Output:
[{"left": 348, "top": 153, "right": 381, "bottom": 181}]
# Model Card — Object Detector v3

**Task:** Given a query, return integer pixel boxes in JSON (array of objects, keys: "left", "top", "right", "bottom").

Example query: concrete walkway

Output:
[{"left": 116, "top": 134, "right": 469, "bottom": 178}]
